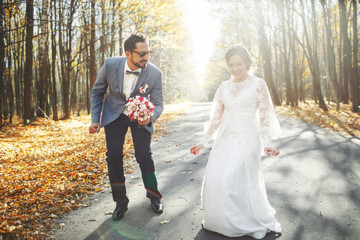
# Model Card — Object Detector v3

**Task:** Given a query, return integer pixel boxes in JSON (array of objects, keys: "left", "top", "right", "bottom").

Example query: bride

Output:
[{"left": 190, "top": 44, "right": 282, "bottom": 239}]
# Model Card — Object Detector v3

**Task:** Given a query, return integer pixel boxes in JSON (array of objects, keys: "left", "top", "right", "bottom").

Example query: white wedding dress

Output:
[{"left": 199, "top": 75, "right": 281, "bottom": 239}]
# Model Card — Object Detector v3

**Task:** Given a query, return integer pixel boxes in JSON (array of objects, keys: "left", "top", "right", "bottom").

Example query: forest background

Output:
[
  {"left": 0, "top": 0, "right": 359, "bottom": 239},
  {"left": 0, "top": 0, "right": 359, "bottom": 125}
]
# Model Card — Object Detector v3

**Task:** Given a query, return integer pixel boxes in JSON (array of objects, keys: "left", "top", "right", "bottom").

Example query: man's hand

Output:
[
  {"left": 264, "top": 147, "right": 280, "bottom": 156},
  {"left": 89, "top": 123, "right": 101, "bottom": 133},
  {"left": 190, "top": 144, "right": 205, "bottom": 155},
  {"left": 138, "top": 118, "right": 151, "bottom": 126}
]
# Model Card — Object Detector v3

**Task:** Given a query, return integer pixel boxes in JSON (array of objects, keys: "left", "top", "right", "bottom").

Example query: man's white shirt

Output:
[{"left": 122, "top": 60, "right": 141, "bottom": 115}]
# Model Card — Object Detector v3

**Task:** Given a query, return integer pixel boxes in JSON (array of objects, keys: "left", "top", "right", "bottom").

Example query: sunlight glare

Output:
[{"left": 177, "top": 0, "right": 219, "bottom": 82}]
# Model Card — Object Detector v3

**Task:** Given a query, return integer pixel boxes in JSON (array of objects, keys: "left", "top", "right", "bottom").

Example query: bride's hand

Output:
[
  {"left": 190, "top": 144, "right": 205, "bottom": 155},
  {"left": 264, "top": 147, "right": 279, "bottom": 156}
]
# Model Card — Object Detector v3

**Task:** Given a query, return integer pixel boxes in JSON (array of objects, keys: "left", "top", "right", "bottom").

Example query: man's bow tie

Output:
[{"left": 126, "top": 70, "right": 140, "bottom": 76}]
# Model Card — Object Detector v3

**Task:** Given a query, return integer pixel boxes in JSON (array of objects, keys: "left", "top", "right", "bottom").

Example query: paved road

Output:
[{"left": 51, "top": 102, "right": 360, "bottom": 240}]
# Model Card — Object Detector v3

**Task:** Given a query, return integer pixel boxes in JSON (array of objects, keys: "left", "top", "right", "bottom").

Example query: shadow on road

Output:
[
  {"left": 84, "top": 217, "right": 157, "bottom": 240},
  {"left": 194, "top": 228, "right": 282, "bottom": 240},
  {"left": 84, "top": 201, "right": 159, "bottom": 240}
]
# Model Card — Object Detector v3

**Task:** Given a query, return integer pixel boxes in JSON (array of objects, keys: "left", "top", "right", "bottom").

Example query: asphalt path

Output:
[{"left": 51, "top": 102, "right": 360, "bottom": 240}]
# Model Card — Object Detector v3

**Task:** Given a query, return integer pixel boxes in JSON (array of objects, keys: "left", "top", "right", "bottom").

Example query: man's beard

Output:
[{"left": 133, "top": 59, "right": 148, "bottom": 69}]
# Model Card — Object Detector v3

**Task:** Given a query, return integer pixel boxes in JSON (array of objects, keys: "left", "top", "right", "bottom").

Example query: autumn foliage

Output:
[
  {"left": 0, "top": 104, "right": 186, "bottom": 240},
  {"left": 276, "top": 101, "right": 360, "bottom": 137}
]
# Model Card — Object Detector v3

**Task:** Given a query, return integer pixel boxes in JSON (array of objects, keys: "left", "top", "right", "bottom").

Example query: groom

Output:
[{"left": 89, "top": 32, "right": 163, "bottom": 220}]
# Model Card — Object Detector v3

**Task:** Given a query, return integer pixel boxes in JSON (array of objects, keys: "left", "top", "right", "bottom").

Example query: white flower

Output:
[{"left": 139, "top": 84, "right": 148, "bottom": 94}]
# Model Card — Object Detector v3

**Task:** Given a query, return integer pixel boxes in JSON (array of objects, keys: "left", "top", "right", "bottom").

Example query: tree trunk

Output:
[
  {"left": 310, "top": 0, "right": 327, "bottom": 110},
  {"left": 110, "top": 0, "right": 116, "bottom": 56},
  {"left": 0, "top": 2, "right": 5, "bottom": 127},
  {"left": 58, "top": 0, "right": 77, "bottom": 119},
  {"left": 82, "top": 13, "right": 91, "bottom": 114},
  {"left": 14, "top": 21, "right": 23, "bottom": 116},
  {"left": 274, "top": 41, "right": 282, "bottom": 102},
  {"left": 279, "top": 1, "right": 293, "bottom": 106},
  {"left": 12, "top": 37, "right": 20, "bottom": 116},
  {"left": 89, "top": 0, "right": 96, "bottom": 88},
  {"left": 70, "top": 70, "right": 79, "bottom": 114},
  {"left": 119, "top": 15, "right": 123, "bottom": 56},
  {"left": 64, "top": 0, "right": 76, "bottom": 119},
  {"left": 58, "top": 1, "right": 66, "bottom": 119},
  {"left": 100, "top": 0, "right": 106, "bottom": 66},
  {"left": 254, "top": 1, "right": 281, "bottom": 106},
  {"left": 289, "top": 0, "right": 298, "bottom": 106},
  {"left": 351, "top": 0, "right": 358, "bottom": 112},
  {"left": 321, "top": 0, "right": 341, "bottom": 110},
  {"left": 86, "top": 46, "right": 90, "bottom": 113},
  {"left": 23, "top": 0, "right": 35, "bottom": 124},
  {"left": 339, "top": 0, "right": 351, "bottom": 103},
  {"left": 37, "top": 0, "right": 49, "bottom": 117},
  {"left": 46, "top": 58, "right": 51, "bottom": 117},
  {"left": 7, "top": 41, "right": 14, "bottom": 123},
  {"left": 50, "top": 0, "right": 58, "bottom": 120}
]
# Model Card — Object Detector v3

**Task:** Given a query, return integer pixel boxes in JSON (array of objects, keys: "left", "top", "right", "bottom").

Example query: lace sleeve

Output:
[
  {"left": 199, "top": 86, "right": 224, "bottom": 146},
  {"left": 256, "top": 80, "right": 281, "bottom": 148}
]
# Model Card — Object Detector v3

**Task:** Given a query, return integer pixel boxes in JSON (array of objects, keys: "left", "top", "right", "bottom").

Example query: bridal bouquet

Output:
[{"left": 125, "top": 95, "right": 155, "bottom": 121}]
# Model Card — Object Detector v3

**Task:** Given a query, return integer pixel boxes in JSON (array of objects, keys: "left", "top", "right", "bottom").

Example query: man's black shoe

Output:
[
  {"left": 151, "top": 199, "right": 163, "bottom": 213},
  {"left": 112, "top": 204, "right": 128, "bottom": 221}
]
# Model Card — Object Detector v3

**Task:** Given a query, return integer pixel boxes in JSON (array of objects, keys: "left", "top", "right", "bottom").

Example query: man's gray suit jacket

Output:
[{"left": 91, "top": 56, "right": 163, "bottom": 134}]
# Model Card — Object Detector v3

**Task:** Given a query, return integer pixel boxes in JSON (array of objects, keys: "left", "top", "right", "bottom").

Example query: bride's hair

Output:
[{"left": 225, "top": 44, "right": 253, "bottom": 70}]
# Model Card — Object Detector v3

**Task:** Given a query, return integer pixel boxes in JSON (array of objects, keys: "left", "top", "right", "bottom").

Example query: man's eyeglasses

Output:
[{"left": 132, "top": 50, "right": 152, "bottom": 57}]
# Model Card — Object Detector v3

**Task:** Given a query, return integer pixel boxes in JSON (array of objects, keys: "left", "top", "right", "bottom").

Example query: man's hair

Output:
[
  {"left": 225, "top": 44, "right": 253, "bottom": 69},
  {"left": 124, "top": 32, "right": 148, "bottom": 52}
]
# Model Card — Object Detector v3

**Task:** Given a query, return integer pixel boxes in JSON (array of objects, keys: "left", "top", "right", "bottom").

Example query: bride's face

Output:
[{"left": 227, "top": 54, "right": 248, "bottom": 80}]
